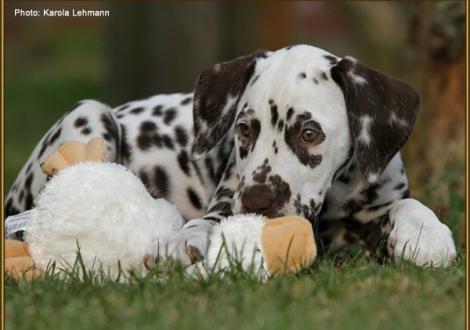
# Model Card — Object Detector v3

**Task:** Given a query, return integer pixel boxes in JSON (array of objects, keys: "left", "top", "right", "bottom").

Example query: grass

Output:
[
  {"left": 4, "top": 18, "right": 466, "bottom": 330},
  {"left": 5, "top": 253, "right": 466, "bottom": 330}
]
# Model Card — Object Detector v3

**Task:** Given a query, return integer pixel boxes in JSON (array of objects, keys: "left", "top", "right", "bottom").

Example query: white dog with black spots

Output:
[{"left": 6, "top": 45, "right": 456, "bottom": 267}]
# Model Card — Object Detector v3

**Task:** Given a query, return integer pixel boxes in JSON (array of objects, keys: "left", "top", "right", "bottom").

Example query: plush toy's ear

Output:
[
  {"left": 192, "top": 49, "right": 268, "bottom": 157},
  {"left": 331, "top": 57, "right": 421, "bottom": 180}
]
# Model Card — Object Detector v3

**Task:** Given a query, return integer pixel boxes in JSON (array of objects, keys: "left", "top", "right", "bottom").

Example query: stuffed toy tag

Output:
[{"left": 5, "top": 209, "right": 36, "bottom": 239}]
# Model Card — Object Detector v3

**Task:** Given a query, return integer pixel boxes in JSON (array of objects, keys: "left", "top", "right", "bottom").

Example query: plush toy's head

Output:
[
  {"left": 26, "top": 162, "right": 185, "bottom": 278},
  {"left": 196, "top": 214, "right": 317, "bottom": 279}
]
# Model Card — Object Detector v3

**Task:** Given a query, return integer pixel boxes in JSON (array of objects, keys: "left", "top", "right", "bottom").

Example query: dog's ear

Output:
[
  {"left": 331, "top": 57, "right": 420, "bottom": 180},
  {"left": 192, "top": 50, "right": 267, "bottom": 157}
]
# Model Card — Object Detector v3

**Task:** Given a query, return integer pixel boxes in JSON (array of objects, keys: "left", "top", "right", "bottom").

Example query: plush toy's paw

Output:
[
  {"left": 40, "top": 137, "right": 106, "bottom": 176},
  {"left": 5, "top": 239, "right": 42, "bottom": 281},
  {"left": 388, "top": 199, "right": 457, "bottom": 267}
]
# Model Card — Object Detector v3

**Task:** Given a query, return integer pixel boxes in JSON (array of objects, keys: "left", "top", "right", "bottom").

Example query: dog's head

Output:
[{"left": 192, "top": 45, "right": 420, "bottom": 222}]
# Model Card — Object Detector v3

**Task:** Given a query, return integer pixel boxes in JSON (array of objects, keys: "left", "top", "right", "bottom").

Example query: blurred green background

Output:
[{"left": 4, "top": 1, "right": 465, "bottom": 241}]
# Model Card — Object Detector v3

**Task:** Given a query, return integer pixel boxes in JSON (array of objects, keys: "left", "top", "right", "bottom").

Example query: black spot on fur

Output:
[
  {"left": 203, "top": 215, "right": 222, "bottom": 222},
  {"left": 208, "top": 201, "right": 232, "bottom": 216},
  {"left": 153, "top": 166, "right": 169, "bottom": 198},
  {"left": 81, "top": 127, "right": 92, "bottom": 135},
  {"left": 74, "top": 117, "right": 88, "bottom": 128},
  {"left": 5, "top": 199, "right": 20, "bottom": 217},
  {"left": 141, "top": 121, "right": 157, "bottom": 133},
  {"left": 137, "top": 133, "right": 152, "bottom": 150},
  {"left": 164, "top": 108, "right": 177, "bottom": 125},
  {"left": 295, "top": 198, "right": 320, "bottom": 225},
  {"left": 272, "top": 141, "right": 279, "bottom": 154},
  {"left": 130, "top": 107, "right": 144, "bottom": 115},
  {"left": 153, "top": 105, "right": 163, "bottom": 116},
  {"left": 394, "top": 182, "right": 406, "bottom": 190},
  {"left": 187, "top": 188, "right": 203, "bottom": 210},
  {"left": 250, "top": 118, "right": 261, "bottom": 151},
  {"left": 25, "top": 193, "right": 34, "bottom": 209},
  {"left": 101, "top": 113, "right": 120, "bottom": 147},
  {"left": 313, "top": 78, "right": 319, "bottom": 85},
  {"left": 277, "top": 119, "right": 284, "bottom": 132},
  {"left": 174, "top": 126, "right": 188, "bottom": 147},
  {"left": 401, "top": 189, "right": 410, "bottom": 198},
  {"left": 37, "top": 141, "right": 48, "bottom": 160},
  {"left": 361, "top": 182, "right": 380, "bottom": 204},
  {"left": 323, "top": 54, "right": 338, "bottom": 65},
  {"left": 137, "top": 121, "right": 173, "bottom": 150},
  {"left": 119, "top": 124, "right": 132, "bottom": 163},
  {"left": 239, "top": 146, "right": 248, "bottom": 159},
  {"left": 180, "top": 96, "right": 193, "bottom": 106},
  {"left": 299, "top": 72, "right": 307, "bottom": 79},
  {"left": 49, "top": 128, "right": 62, "bottom": 145},
  {"left": 215, "top": 187, "right": 234, "bottom": 200},
  {"left": 253, "top": 161, "right": 272, "bottom": 184},
  {"left": 116, "top": 104, "right": 130, "bottom": 113},
  {"left": 320, "top": 72, "right": 328, "bottom": 80},
  {"left": 286, "top": 107, "right": 294, "bottom": 121},
  {"left": 270, "top": 101, "right": 279, "bottom": 127},
  {"left": 139, "top": 170, "right": 150, "bottom": 189},
  {"left": 24, "top": 173, "right": 33, "bottom": 191},
  {"left": 177, "top": 150, "right": 191, "bottom": 176},
  {"left": 250, "top": 74, "right": 260, "bottom": 86}
]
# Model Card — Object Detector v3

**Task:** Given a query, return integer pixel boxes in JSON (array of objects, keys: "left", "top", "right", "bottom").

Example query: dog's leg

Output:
[
  {"left": 155, "top": 151, "right": 238, "bottom": 266},
  {"left": 318, "top": 198, "right": 457, "bottom": 267},
  {"left": 5, "top": 100, "right": 121, "bottom": 216},
  {"left": 387, "top": 198, "right": 457, "bottom": 267},
  {"left": 317, "top": 214, "right": 392, "bottom": 260}
]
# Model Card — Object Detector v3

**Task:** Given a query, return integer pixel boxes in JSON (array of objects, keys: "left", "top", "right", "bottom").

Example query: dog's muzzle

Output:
[{"left": 241, "top": 184, "right": 280, "bottom": 217}]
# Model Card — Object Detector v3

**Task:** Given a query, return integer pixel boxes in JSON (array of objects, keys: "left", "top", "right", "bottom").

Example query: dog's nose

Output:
[{"left": 241, "top": 185, "right": 275, "bottom": 214}]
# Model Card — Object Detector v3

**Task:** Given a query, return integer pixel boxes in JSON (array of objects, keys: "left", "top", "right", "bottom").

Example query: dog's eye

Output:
[
  {"left": 237, "top": 123, "right": 251, "bottom": 139},
  {"left": 301, "top": 129, "right": 319, "bottom": 143}
]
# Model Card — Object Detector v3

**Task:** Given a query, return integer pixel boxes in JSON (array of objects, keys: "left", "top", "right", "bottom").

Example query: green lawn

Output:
[
  {"left": 5, "top": 254, "right": 465, "bottom": 330},
  {"left": 4, "top": 22, "right": 466, "bottom": 330}
]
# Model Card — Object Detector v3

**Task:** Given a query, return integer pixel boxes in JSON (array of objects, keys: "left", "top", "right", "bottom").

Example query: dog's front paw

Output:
[
  {"left": 146, "top": 219, "right": 213, "bottom": 268},
  {"left": 388, "top": 199, "right": 457, "bottom": 267}
]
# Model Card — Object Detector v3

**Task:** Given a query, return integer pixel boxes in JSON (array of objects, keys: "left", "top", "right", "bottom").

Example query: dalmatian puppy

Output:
[{"left": 5, "top": 45, "right": 456, "bottom": 267}]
